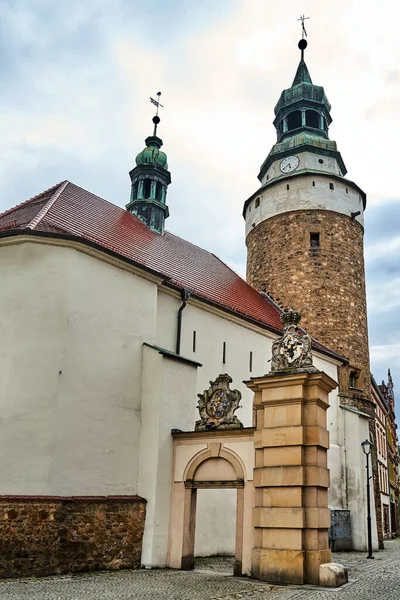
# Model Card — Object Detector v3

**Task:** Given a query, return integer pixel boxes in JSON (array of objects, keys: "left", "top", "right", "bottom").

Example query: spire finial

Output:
[
  {"left": 297, "top": 14, "right": 309, "bottom": 60},
  {"left": 298, "top": 14, "right": 309, "bottom": 39},
  {"left": 150, "top": 91, "right": 163, "bottom": 135}
]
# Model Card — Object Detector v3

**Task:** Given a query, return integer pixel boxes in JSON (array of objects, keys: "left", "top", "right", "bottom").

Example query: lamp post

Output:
[{"left": 361, "top": 439, "right": 374, "bottom": 559}]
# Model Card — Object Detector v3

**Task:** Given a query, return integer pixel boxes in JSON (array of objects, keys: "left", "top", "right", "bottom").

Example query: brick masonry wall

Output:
[
  {"left": 0, "top": 496, "right": 146, "bottom": 578},
  {"left": 246, "top": 208, "right": 383, "bottom": 546}
]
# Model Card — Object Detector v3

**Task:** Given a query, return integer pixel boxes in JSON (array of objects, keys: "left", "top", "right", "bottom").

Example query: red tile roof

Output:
[{"left": 0, "top": 181, "right": 342, "bottom": 359}]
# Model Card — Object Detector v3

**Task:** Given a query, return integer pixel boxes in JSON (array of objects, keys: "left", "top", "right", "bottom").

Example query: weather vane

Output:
[
  {"left": 150, "top": 92, "right": 163, "bottom": 116},
  {"left": 149, "top": 91, "right": 163, "bottom": 135},
  {"left": 298, "top": 14, "right": 309, "bottom": 39}
]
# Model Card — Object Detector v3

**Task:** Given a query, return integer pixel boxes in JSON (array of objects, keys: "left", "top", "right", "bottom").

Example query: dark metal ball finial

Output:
[
  {"left": 152, "top": 115, "right": 160, "bottom": 125},
  {"left": 298, "top": 39, "right": 307, "bottom": 51}
]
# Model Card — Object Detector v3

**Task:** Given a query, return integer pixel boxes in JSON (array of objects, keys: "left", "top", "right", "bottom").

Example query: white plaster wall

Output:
[
  {"left": 245, "top": 174, "right": 364, "bottom": 238},
  {"left": 157, "top": 291, "right": 341, "bottom": 432},
  {"left": 156, "top": 290, "right": 343, "bottom": 555},
  {"left": 194, "top": 489, "right": 236, "bottom": 556},
  {"left": 139, "top": 346, "right": 199, "bottom": 567},
  {"left": 340, "top": 407, "right": 379, "bottom": 551},
  {"left": 156, "top": 291, "right": 273, "bottom": 428},
  {"left": 0, "top": 241, "right": 157, "bottom": 495},
  {"left": 312, "top": 357, "right": 343, "bottom": 511}
]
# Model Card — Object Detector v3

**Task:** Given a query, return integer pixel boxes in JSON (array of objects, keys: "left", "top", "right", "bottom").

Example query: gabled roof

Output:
[{"left": 0, "top": 181, "right": 343, "bottom": 361}]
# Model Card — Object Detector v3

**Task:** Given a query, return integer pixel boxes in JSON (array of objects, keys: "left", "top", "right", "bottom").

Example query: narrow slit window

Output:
[
  {"left": 312, "top": 181, "right": 315, "bottom": 187},
  {"left": 249, "top": 351, "right": 253, "bottom": 373},
  {"left": 349, "top": 370, "right": 359, "bottom": 388},
  {"left": 255, "top": 197, "right": 260, "bottom": 208},
  {"left": 222, "top": 342, "right": 226, "bottom": 364},
  {"left": 310, "top": 232, "right": 320, "bottom": 248},
  {"left": 286, "top": 184, "right": 290, "bottom": 190},
  {"left": 143, "top": 179, "right": 152, "bottom": 198},
  {"left": 192, "top": 331, "right": 196, "bottom": 353},
  {"left": 329, "top": 183, "right": 334, "bottom": 190},
  {"left": 346, "top": 188, "right": 349, "bottom": 194}
]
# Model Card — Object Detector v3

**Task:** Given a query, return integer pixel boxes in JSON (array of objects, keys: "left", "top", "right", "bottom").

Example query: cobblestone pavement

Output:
[{"left": 0, "top": 541, "right": 399, "bottom": 600}]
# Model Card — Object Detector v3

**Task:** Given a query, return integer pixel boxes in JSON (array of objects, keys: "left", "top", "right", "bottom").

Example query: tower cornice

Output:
[
  {"left": 258, "top": 141, "right": 347, "bottom": 182},
  {"left": 242, "top": 171, "right": 366, "bottom": 219}
]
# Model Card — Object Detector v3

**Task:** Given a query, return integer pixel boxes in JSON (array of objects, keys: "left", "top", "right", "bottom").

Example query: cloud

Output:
[{"left": 0, "top": 0, "right": 399, "bottom": 415}]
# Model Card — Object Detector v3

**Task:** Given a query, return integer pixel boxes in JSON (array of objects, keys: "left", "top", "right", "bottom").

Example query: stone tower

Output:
[{"left": 244, "top": 39, "right": 371, "bottom": 405}]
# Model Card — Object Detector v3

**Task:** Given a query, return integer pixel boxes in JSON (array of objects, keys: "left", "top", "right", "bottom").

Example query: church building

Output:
[{"left": 0, "top": 38, "right": 380, "bottom": 578}]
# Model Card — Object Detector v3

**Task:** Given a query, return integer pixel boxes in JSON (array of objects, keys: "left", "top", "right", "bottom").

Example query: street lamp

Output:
[{"left": 361, "top": 439, "right": 374, "bottom": 559}]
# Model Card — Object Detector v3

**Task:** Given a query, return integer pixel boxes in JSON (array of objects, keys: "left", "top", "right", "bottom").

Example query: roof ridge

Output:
[
  {"left": 27, "top": 181, "right": 70, "bottom": 230},
  {"left": 66, "top": 181, "right": 130, "bottom": 212},
  {"left": 56, "top": 182, "right": 157, "bottom": 233},
  {"left": 0, "top": 181, "right": 65, "bottom": 222}
]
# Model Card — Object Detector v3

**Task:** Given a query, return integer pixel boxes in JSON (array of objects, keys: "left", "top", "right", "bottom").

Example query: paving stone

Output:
[{"left": 0, "top": 541, "right": 399, "bottom": 599}]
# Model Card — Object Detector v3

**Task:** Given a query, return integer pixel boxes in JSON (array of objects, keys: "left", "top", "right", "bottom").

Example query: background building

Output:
[
  {"left": 372, "top": 377, "right": 390, "bottom": 538},
  {"left": 379, "top": 370, "right": 399, "bottom": 537}
]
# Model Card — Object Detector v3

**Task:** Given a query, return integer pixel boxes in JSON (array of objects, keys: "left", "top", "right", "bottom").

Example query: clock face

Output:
[{"left": 280, "top": 156, "right": 299, "bottom": 174}]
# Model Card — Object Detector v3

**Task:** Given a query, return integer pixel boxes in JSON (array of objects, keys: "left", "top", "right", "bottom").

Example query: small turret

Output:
[{"left": 126, "top": 93, "right": 171, "bottom": 234}]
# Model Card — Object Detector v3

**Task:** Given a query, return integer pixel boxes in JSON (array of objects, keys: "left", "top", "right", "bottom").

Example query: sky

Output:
[{"left": 0, "top": 0, "right": 399, "bottom": 412}]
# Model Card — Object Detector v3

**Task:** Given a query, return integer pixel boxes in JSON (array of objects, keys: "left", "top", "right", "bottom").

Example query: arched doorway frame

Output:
[{"left": 181, "top": 443, "right": 246, "bottom": 576}]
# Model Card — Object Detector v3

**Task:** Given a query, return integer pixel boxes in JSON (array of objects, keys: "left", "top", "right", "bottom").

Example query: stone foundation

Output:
[{"left": 0, "top": 495, "right": 146, "bottom": 578}]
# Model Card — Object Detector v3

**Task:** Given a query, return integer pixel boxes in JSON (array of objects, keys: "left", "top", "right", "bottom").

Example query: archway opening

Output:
[
  {"left": 143, "top": 179, "right": 151, "bottom": 198},
  {"left": 194, "top": 488, "right": 236, "bottom": 574},
  {"left": 182, "top": 453, "right": 245, "bottom": 576},
  {"left": 306, "top": 109, "right": 320, "bottom": 129},
  {"left": 287, "top": 110, "right": 302, "bottom": 131}
]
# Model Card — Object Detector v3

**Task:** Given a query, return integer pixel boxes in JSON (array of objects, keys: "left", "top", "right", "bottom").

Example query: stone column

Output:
[{"left": 246, "top": 369, "right": 337, "bottom": 585}]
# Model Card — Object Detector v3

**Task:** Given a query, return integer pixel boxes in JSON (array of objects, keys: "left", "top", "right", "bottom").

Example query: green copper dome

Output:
[{"left": 135, "top": 135, "right": 168, "bottom": 169}]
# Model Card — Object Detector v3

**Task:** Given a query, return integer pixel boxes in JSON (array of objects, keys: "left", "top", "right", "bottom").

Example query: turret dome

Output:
[{"left": 135, "top": 135, "right": 168, "bottom": 169}]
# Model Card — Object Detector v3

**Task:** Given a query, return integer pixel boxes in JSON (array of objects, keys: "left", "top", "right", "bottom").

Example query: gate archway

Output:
[{"left": 167, "top": 430, "right": 255, "bottom": 576}]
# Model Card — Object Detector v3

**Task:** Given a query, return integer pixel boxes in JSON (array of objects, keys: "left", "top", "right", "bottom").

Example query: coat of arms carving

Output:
[
  {"left": 271, "top": 309, "right": 313, "bottom": 372},
  {"left": 195, "top": 374, "right": 243, "bottom": 431}
]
